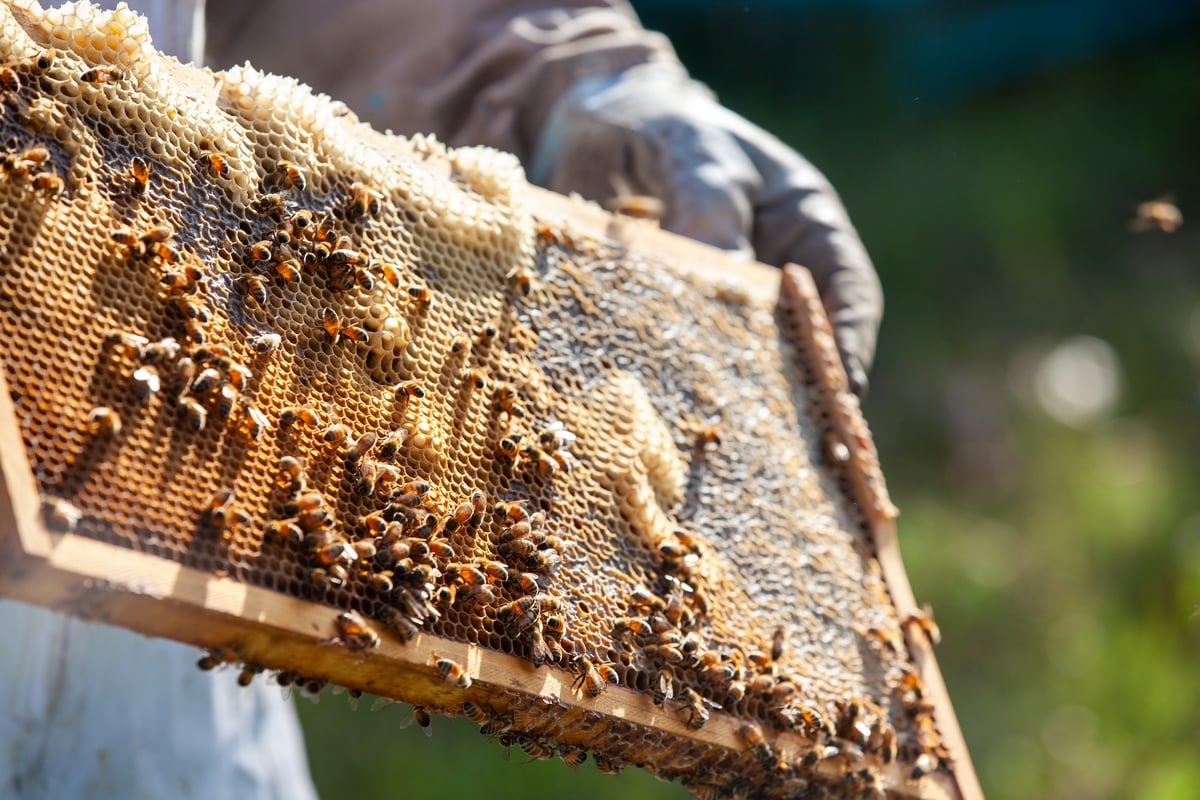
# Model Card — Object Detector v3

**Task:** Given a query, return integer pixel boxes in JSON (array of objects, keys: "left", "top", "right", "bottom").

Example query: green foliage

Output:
[{"left": 299, "top": 12, "right": 1200, "bottom": 800}]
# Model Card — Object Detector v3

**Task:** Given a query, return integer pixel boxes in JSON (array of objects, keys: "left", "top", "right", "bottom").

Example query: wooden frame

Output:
[{"left": 0, "top": 186, "right": 982, "bottom": 800}]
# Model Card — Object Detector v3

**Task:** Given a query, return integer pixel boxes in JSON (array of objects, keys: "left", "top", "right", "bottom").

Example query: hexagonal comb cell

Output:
[{"left": 0, "top": 4, "right": 978, "bottom": 799}]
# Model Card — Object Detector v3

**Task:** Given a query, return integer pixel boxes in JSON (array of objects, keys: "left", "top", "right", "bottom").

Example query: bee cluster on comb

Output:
[{"left": 0, "top": 3, "right": 979, "bottom": 799}]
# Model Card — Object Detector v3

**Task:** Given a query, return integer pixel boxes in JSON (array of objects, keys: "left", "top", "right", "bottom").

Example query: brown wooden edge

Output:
[{"left": 780, "top": 264, "right": 985, "bottom": 800}]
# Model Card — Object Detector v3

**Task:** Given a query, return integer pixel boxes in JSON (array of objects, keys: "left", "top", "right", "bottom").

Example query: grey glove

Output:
[{"left": 530, "top": 63, "right": 882, "bottom": 396}]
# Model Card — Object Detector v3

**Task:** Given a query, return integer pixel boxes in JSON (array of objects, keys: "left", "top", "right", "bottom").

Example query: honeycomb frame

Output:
[{"left": 0, "top": 4, "right": 982, "bottom": 798}]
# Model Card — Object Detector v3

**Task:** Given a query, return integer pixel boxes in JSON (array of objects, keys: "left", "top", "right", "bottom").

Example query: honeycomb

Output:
[{"left": 0, "top": 3, "right": 962, "bottom": 798}]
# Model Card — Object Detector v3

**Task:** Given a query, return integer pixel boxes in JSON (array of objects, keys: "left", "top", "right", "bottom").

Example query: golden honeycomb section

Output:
[{"left": 0, "top": 3, "right": 949, "bottom": 797}]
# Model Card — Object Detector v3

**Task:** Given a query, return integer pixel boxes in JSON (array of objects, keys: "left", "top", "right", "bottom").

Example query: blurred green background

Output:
[{"left": 298, "top": 3, "right": 1200, "bottom": 799}]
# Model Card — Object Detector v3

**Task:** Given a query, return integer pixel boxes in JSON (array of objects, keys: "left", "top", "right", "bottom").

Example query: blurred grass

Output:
[{"left": 299, "top": 8, "right": 1200, "bottom": 800}]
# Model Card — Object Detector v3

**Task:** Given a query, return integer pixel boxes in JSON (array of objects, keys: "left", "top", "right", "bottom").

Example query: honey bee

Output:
[
  {"left": 497, "top": 595, "right": 540, "bottom": 631},
  {"left": 495, "top": 436, "right": 521, "bottom": 463},
  {"left": 250, "top": 240, "right": 273, "bottom": 263},
  {"left": 451, "top": 498, "right": 478, "bottom": 524},
  {"left": 377, "top": 429, "right": 406, "bottom": 460},
  {"left": 204, "top": 488, "right": 234, "bottom": 528},
  {"left": 274, "top": 258, "right": 301, "bottom": 282},
  {"left": 446, "top": 563, "right": 487, "bottom": 586},
  {"left": 80, "top": 65, "right": 121, "bottom": 83},
  {"left": 505, "top": 265, "right": 536, "bottom": 296},
  {"left": 736, "top": 722, "right": 773, "bottom": 764},
  {"left": 461, "top": 701, "right": 492, "bottom": 726},
  {"left": 216, "top": 384, "right": 239, "bottom": 418},
  {"left": 178, "top": 397, "right": 207, "bottom": 432},
  {"left": 516, "top": 734, "right": 555, "bottom": 762},
  {"left": 34, "top": 49, "right": 57, "bottom": 72},
  {"left": 85, "top": 405, "right": 121, "bottom": 436},
  {"left": 456, "top": 584, "right": 496, "bottom": 606},
  {"left": 494, "top": 384, "right": 525, "bottom": 418},
  {"left": 771, "top": 626, "right": 787, "bottom": 662},
  {"left": 122, "top": 157, "right": 150, "bottom": 196},
  {"left": 191, "top": 367, "right": 222, "bottom": 394},
  {"left": 569, "top": 655, "right": 607, "bottom": 698},
  {"left": 591, "top": 753, "right": 626, "bottom": 774},
  {"left": 239, "top": 400, "right": 269, "bottom": 438},
  {"left": 332, "top": 610, "right": 381, "bottom": 652},
  {"left": 354, "top": 460, "right": 379, "bottom": 496},
  {"left": 346, "top": 181, "right": 383, "bottom": 218},
  {"left": 128, "top": 365, "right": 161, "bottom": 401},
  {"left": 0, "top": 67, "right": 19, "bottom": 92},
  {"left": 431, "top": 653, "right": 471, "bottom": 688},
  {"left": 511, "top": 572, "right": 541, "bottom": 594},
  {"left": 406, "top": 285, "right": 431, "bottom": 304},
  {"left": 233, "top": 662, "right": 264, "bottom": 687},
  {"left": 264, "top": 519, "right": 303, "bottom": 544},
  {"left": 276, "top": 160, "right": 305, "bottom": 191},
  {"left": 903, "top": 604, "right": 942, "bottom": 646},
  {"left": 449, "top": 334, "right": 469, "bottom": 355},
  {"left": 652, "top": 671, "right": 675, "bottom": 706},
  {"left": 280, "top": 406, "right": 321, "bottom": 428},
  {"left": 478, "top": 714, "right": 513, "bottom": 738},
  {"left": 320, "top": 307, "right": 369, "bottom": 344},
  {"left": 345, "top": 432, "right": 377, "bottom": 465},
  {"left": 771, "top": 681, "right": 798, "bottom": 704},
  {"left": 201, "top": 151, "right": 229, "bottom": 179},
  {"left": 250, "top": 332, "right": 280, "bottom": 353},
  {"left": 143, "top": 223, "right": 175, "bottom": 243},
  {"left": 605, "top": 193, "right": 664, "bottom": 221},
  {"left": 677, "top": 686, "right": 711, "bottom": 730},
  {"left": 555, "top": 744, "right": 587, "bottom": 770},
  {"left": 32, "top": 171, "right": 64, "bottom": 195},
  {"left": 160, "top": 264, "right": 202, "bottom": 292},
  {"left": 43, "top": 496, "right": 82, "bottom": 532}
]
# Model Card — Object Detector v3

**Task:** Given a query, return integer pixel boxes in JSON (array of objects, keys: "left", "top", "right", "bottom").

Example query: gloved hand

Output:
[{"left": 529, "top": 63, "right": 882, "bottom": 397}]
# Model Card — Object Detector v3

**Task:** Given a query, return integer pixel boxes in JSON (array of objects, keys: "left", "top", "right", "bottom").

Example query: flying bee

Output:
[
  {"left": 86, "top": 405, "right": 121, "bottom": 436},
  {"left": 346, "top": 181, "right": 383, "bottom": 218},
  {"left": 345, "top": 432, "right": 377, "bottom": 465},
  {"left": 276, "top": 160, "right": 305, "bottom": 191},
  {"left": 569, "top": 655, "right": 607, "bottom": 698},
  {"left": 32, "top": 171, "right": 64, "bottom": 195},
  {"left": 431, "top": 653, "right": 471, "bottom": 688},
  {"left": 178, "top": 396, "right": 207, "bottom": 432},
  {"left": 331, "top": 611, "right": 381, "bottom": 653},
  {"left": 1131, "top": 194, "right": 1182, "bottom": 233}
]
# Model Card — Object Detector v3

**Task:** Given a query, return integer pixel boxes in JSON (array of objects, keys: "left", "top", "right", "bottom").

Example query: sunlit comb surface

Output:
[{"left": 0, "top": 3, "right": 969, "bottom": 798}]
